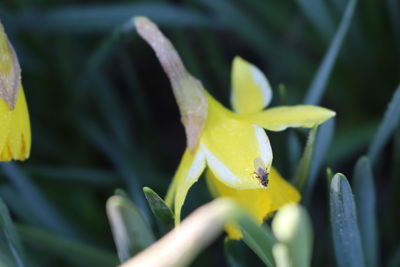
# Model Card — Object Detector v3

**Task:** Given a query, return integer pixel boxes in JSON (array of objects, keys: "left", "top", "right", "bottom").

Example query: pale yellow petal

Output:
[
  {"left": 0, "top": 86, "right": 31, "bottom": 161},
  {"left": 201, "top": 94, "right": 272, "bottom": 190},
  {"left": 231, "top": 56, "right": 272, "bottom": 114},
  {"left": 236, "top": 105, "right": 335, "bottom": 131},
  {"left": 205, "top": 167, "right": 300, "bottom": 239},
  {"left": 167, "top": 148, "right": 206, "bottom": 225}
]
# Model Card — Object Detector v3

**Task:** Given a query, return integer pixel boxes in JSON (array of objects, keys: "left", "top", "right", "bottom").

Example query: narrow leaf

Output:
[
  {"left": 143, "top": 187, "right": 174, "bottom": 234},
  {"left": 304, "top": 118, "right": 335, "bottom": 203},
  {"left": 237, "top": 217, "right": 276, "bottom": 267},
  {"left": 303, "top": 0, "right": 358, "bottom": 105},
  {"left": 224, "top": 238, "right": 247, "bottom": 267},
  {"left": 294, "top": 0, "right": 335, "bottom": 40},
  {"left": 294, "top": 126, "right": 318, "bottom": 192},
  {"left": 0, "top": 163, "right": 80, "bottom": 239},
  {"left": 330, "top": 173, "right": 365, "bottom": 267},
  {"left": 353, "top": 157, "right": 378, "bottom": 267},
  {"left": 368, "top": 84, "right": 400, "bottom": 164},
  {"left": 106, "top": 195, "right": 155, "bottom": 263},
  {"left": 17, "top": 225, "right": 118, "bottom": 267},
  {"left": 0, "top": 198, "right": 26, "bottom": 267},
  {"left": 120, "top": 198, "right": 239, "bottom": 267}
]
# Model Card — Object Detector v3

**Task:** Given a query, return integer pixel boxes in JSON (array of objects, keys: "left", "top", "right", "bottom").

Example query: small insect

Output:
[{"left": 253, "top": 157, "right": 269, "bottom": 188}]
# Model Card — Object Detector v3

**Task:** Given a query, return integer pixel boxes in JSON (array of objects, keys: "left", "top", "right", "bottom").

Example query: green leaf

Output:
[
  {"left": 352, "top": 157, "right": 378, "bottom": 267},
  {"left": 330, "top": 173, "right": 365, "bottom": 267},
  {"left": 303, "top": 0, "right": 358, "bottom": 105},
  {"left": 25, "top": 166, "right": 117, "bottom": 186},
  {"left": 272, "top": 204, "right": 313, "bottom": 267},
  {"left": 304, "top": 118, "right": 335, "bottom": 203},
  {"left": 368, "top": 84, "right": 400, "bottom": 164},
  {"left": 143, "top": 187, "right": 174, "bottom": 235},
  {"left": 236, "top": 217, "right": 276, "bottom": 267},
  {"left": 294, "top": 126, "right": 318, "bottom": 192},
  {"left": 0, "top": 198, "right": 26, "bottom": 267},
  {"left": 388, "top": 245, "right": 400, "bottom": 267},
  {"left": 224, "top": 238, "right": 247, "bottom": 267},
  {"left": 294, "top": 0, "right": 335, "bottom": 40},
  {"left": 106, "top": 195, "right": 155, "bottom": 263},
  {"left": 17, "top": 225, "right": 118, "bottom": 267},
  {"left": 0, "top": 163, "right": 80, "bottom": 239}
]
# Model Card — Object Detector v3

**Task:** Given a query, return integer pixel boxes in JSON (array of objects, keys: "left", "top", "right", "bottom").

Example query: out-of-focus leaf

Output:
[
  {"left": 143, "top": 187, "right": 174, "bottom": 235},
  {"left": 294, "top": 126, "right": 318, "bottom": 191},
  {"left": 303, "top": 0, "right": 358, "bottom": 105},
  {"left": 0, "top": 198, "right": 26, "bottom": 267},
  {"left": 304, "top": 118, "right": 335, "bottom": 203},
  {"left": 328, "top": 121, "right": 377, "bottom": 164},
  {"left": 9, "top": 3, "right": 213, "bottom": 33},
  {"left": 287, "top": 129, "right": 302, "bottom": 179},
  {"left": 24, "top": 166, "right": 118, "bottom": 186},
  {"left": 352, "top": 157, "right": 378, "bottom": 267},
  {"left": 82, "top": 123, "right": 149, "bottom": 220},
  {"left": 386, "top": 0, "right": 400, "bottom": 48},
  {"left": 199, "top": 0, "right": 311, "bottom": 80},
  {"left": 237, "top": 217, "right": 276, "bottom": 267},
  {"left": 0, "top": 163, "right": 80, "bottom": 240},
  {"left": 388, "top": 245, "right": 400, "bottom": 267},
  {"left": 17, "top": 225, "right": 118, "bottom": 267},
  {"left": 106, "top": 195, "right": 155, "bottom": 263},
  {"left": 368, "top": 84, "right": 400, "bottom": 164},
  {"left": 272, "top": 204, "right": 313, "bottom": 267},
  {"left": 121, "top": 198, "right": 275, "bottom": 267},
  {"left": 330, "top": 173, "right": 365, "bottom": 267},
  {"left": 294, "top": 0, "right": 335, "bottom": 40},
  {"left": 224, "top": 238, "right": 247, "bottom": 267}
]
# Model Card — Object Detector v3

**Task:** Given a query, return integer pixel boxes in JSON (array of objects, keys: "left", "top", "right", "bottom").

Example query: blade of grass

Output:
[
  {"left": 352, "top": 157, "right": 378, "bottom": 267},
  {"left": 106, "top": 195, "right": 155, "bottom": 263},
  {"left": 17, "top": 225, "right": 118, "bottom": 267},
  {"left": 368, "top": 84, "right": 400, "bottom": 165},
  {"left": 330, "top": 173, "right": 365, "bottom": 267},
  {"left": 0, "top": 198, "right": 26, "bottom": 267},
  {"left": 0, "top": 163, "right": 81, "bottom": 240},
  {"left": 303, "top": 0, "right": 358, "bottom": 105},
  {"left": 293, "top": 126, "right": 318, "bottom": 192},
  {"left": 143, "top": 187, "right": 174, "bottom": 235}
]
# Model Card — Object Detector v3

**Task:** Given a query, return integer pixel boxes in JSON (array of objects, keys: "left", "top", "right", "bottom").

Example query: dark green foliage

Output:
[{"left": 0, "top": 0, "right": 398, "bottom": 266}]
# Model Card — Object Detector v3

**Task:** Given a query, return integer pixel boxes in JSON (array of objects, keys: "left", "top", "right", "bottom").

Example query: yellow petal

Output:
[
  {"left": 205, "top": 167, "right": 300, "bottom": 239},
  {"left": 236, "top": 105, "right": 335, "bottom": 131},
  {"left": 201, "top": 94, "right": 272, "bottom": 190},
  {"left": 0, "top": 86, "right": 31, "bottom": 161},
  {"left": 166, "top": 148, "right": 206, "bottom": 225},
  {"left": 231, "top": 56, "right": 272, "bottom": 114}
]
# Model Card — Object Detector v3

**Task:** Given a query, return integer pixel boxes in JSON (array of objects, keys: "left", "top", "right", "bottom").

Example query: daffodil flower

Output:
[
  {"left": 0, "top": 21, "right": 31, "bottom": 161},
  {"left": 135, "top": 17, "right": 335, "bottom": 239}
]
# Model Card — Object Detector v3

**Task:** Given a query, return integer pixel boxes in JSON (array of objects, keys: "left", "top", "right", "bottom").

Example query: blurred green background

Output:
[{"left": 0, "top": 0, "right": 399, "bottom": 266}]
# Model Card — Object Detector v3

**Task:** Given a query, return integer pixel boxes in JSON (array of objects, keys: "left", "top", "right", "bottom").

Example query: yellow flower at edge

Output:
[
  {"left": 0, "top": 21, "right": 31, "bottom": 161},
  {"left": 135, "top": 17, "right": 335, "bottom": 239}
]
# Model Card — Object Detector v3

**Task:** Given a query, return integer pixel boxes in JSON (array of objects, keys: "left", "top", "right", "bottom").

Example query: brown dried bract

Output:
[{"left": 0, "top": 22, "right": 21, "bottom": 110}]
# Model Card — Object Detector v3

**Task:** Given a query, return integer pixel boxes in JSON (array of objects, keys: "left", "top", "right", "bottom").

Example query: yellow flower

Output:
[
  {"left": 0, "top": 22, "right": 31, "bottom": 161},
  {"left": 135, "top": 17, "right": 335, "bottom": 239}
]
